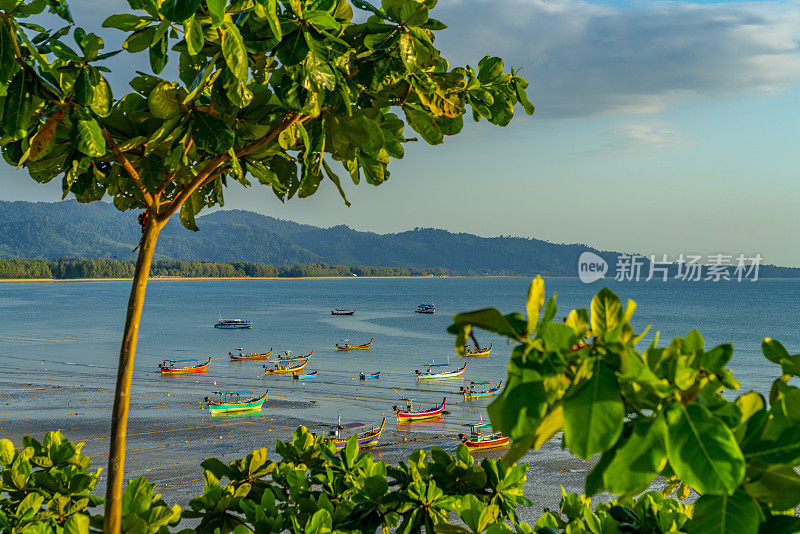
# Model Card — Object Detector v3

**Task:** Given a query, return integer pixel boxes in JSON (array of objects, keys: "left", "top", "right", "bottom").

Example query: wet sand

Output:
[{"left": 0, "top": 379, "right": 603, "bottom": 522}]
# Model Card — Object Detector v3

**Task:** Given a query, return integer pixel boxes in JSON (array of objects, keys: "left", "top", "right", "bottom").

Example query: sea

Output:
[{"left": 0, "top": 276, "right": 798, "bottom": 504}]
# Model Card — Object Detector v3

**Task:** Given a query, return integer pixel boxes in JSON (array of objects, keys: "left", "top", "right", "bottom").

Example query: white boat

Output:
[
  {"left": 214, "top": 318, "right": 253, "bottom": 329},
  {"left": 415, "top": 362, "right": 467, "bottom": 379}
]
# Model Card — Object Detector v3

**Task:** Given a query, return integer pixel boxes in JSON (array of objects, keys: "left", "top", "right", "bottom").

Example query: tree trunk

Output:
[{"left": 103, "top": 217, "right": 162, "bottom": 534}]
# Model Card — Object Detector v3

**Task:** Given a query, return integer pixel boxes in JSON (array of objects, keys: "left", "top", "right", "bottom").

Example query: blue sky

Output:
[{"left": 3, "top": 0, "right": 800, "bottom": 265}]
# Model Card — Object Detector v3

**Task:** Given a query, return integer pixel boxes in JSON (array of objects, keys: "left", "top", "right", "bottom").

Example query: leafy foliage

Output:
[{"left": 449, "top": 276, "right": 800, "bottom": 534}]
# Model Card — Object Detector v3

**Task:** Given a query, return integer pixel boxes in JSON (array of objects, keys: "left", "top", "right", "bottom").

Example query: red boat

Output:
[
  {"left": 460, "top": 422, "right": 510, "bottom": 450},
  {"left": 394, "top": 390, "right": 446, "bottom": 422},
  {"left": 159, "top": 357, "right": 211, "bottom": 375}
]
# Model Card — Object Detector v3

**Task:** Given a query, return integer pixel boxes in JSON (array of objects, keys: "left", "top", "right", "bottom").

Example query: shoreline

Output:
[{"left": 0, "top": 275, "right": 519, "bottom": 284}]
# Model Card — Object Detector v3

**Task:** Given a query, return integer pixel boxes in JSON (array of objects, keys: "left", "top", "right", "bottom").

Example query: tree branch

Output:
[
  {"left": 102, "top": 129, "right": 155, "bottom": 209},
  {"left": 157, "top": 112, "right": 302, "bottom": 222}
]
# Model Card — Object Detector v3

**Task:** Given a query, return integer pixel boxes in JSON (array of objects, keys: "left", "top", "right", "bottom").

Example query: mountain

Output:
[{"left": 1, "top": 200, "right": 797, "bottom": 277}]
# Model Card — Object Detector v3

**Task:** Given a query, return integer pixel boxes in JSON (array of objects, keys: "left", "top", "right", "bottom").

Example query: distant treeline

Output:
[{"left": 0, "top": 258, "right": 455, "bottom": 279}]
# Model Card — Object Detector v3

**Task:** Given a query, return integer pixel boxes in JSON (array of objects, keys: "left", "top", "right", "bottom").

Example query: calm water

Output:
[{"left": 1, "top": 276, "right": 798, "bottom": 434}]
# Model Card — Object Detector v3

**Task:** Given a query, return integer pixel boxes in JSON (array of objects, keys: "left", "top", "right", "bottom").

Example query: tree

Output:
[{"left": 0, "top": 0, "right": 533, "bottom": 530}]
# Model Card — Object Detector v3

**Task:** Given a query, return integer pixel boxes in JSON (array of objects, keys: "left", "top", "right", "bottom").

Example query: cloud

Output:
[{"left": 432, "top": 0, "right": 800, "bottom": 119}]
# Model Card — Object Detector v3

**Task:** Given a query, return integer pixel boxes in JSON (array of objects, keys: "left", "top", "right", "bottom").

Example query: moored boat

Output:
[
  {"left": 204, "top": 390, "right": 268, "bottom": 414},
  {"left": 461, "top": 381, "right": 502, "bottom": 400},
  {"left": 460, "top": 422, "right": 510, "bottom": 451},
  {"left": 277, "top": 350, "right": 313, "bottom": 361},
  {"left": 293, "top": 370, "right": 318, "bottom": 379},
  {"left": 262, "top": 358, "right": 310, "bottom": 375},
  {"left": 415, "top": 362, "right": 467, "bottom": 380},
  {"left": 324, "top": 413, "right": 386, "bottom": 448},
  {"left": 359, "top": 371, "right": 380, "bottom": 379},
  {"left": 415, "top": 304, "right": 436, "bottom": 314},
  {"left": 465, "top": 343, "right": 492, "bottom": 357},
  {"left": 331, "top": 309, "right": 356, "bottom": 316},
  {"left": 159, "top": 357, "right": 211, "bottom": 375},
  {"left": 395, "top": 397, "right": 447, "bottom": 422},
  {"left": 335, "top": 338, "right": 373, "bottom": 351},
  {"left": 214, "top": 318, "right": 253, "bottom": 329},
  {"left": 229, "top": 347, "right": 273, "bottom": 361}
]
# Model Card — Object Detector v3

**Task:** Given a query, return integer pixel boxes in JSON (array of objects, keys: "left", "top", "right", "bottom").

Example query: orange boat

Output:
[
  {"left": 229, "top": 348, "right": 273, "bottom": 361},
  {"left": 262, "top": 358, "right": 310, "bottom": 375},
  {"left": 335, "top": 338, "right": 373, "bottom": 351},
  {"left": 159, "top": 357, "right": 211, "bottom": 375}
]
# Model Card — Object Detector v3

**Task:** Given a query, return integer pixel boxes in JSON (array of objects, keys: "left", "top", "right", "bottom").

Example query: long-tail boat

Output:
[
  {"left": 460, "top": 422, "right": 510, "bottom": 451},
  {"left": 262, "top": 358, "right": 310, "bottom": 375},
  {"left": 214, "top": 318, "right": 253, "bottom": 329},
  {"left": 415, "top": 304, "right": 436, "bottom": 314},
  {"left": 465, "top": 343, "right": 492, "bottom": 357},
  {"left": 293, "top": 370, "right": 318, "bottom": 380},
  {"left": 277, "top": 350, "right": 313, "bottom": 361},
  {"left": 359, "top": 371, "right": 380, "bottom": 380},
  {"left": 461, "top": 381, "right": 503, "bottom": 400},
  {"left": 392, "top": 389, "right": 446, "bottom": 422},
  {"left": 335, "top": 338, "right": 373, "bottom": 351},
  {"left": 331, "top": 309, "right": 355, "bottom": 316},
  {"left": 159, "top": 357, "right": 211, "bottom": 375},
  {"left": 415, "top": 362, "right": 467, "bottom": 380},
  {"left": 324, "top": 412, "right": 386, "bottom": 448},
  {"left": 204, "top": 390, "right": 268, "bottom": 414},
  {"left": 229, "top": 347, "right": 273, "bottom": 361}
]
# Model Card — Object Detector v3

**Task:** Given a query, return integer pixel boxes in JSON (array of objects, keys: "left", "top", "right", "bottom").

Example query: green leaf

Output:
[
  {"left": 50, "top": 38, "right": 82, "bottom": 60},
  {"left": 262, "top": 0, "right": 281, "bottom": 39},
  {"left": 102, "top": 14, "right": 152, "bottom": 31},
  {"left": 74, "top": 68, "right": 94, "bottom": 106},
  {"left": 526, "top": 275, "right": 544, "bottom": 336},
  {"left": 305, "top": 508, "right": 332, "bottom": 534},
  {"left": 64, "top": 512, "right": 90, "bottom": 534},
  {"left": 404, "top": 106, "right": 442, "bottom": 145},
  {"left": 563, "top": 359, "right": 624, "bottom": 459},
  {"left": 179, "top": 190, "right": 203, "bottom": 231},
  {"left": 148, "top": 82, "right": 184, "bottom": 119},
  {"left": 90, "top": 75, "right": 113, "bottom": 117},
  {"left": 762, "top": 338, "right": 789, "bottom": 364},
  {"left": 70, "top": 116, "right": 106, "bottom": 157},
  {"left": 0, "top": 24, "right": 17, "bottom": 86},
  {"left": 666, "top": 403, "right": 745, "bottom": 494},
  {"left": 0, "top": 438, "right": 14, "bottom": 466},
  {"left": 123, "top": 27, "right": 157, "bottom": 53},
  {"left": 689, "top": 488, "right": 760, "bottom": 534},
  {"left": 745, "top": 464, "right": 800, "bottom": 509},
  {"left": 206, "top": 0, "right": 225, "bottom": 27},
  {"left": 451, "top": 308, "right": 521, "bottom": 339},
  {"left": 185, "top": 15, "right": 204, "bottom": 55},
  {"left": 161, "top": 0, "right": 202, "bottom": 22},
  {"left": 221, "top": 22, "right": 248, "bottom": 81},
  {"left": 591, "top": 287, "right": 622, "bottom": 336},
  {"left": 122, "top": 476, "right": 155, "bottom": 516},
  {"left": 322, "top": 159, "right": 350, "bottom": 207},
  {"left": 277, "top": 30, "right": 309, "bottom": 66},
  {"left": 601, "top": 415, "right": 667, "bottom": 495},
  {"left": 3, "top": 70, "right": 33, "bottom": 139},
  {"left": 192, "top": 111, "right": 234, "bottom": 153},
  {"left": 477, "top": 56, "right": 503, "bottom": 83}
]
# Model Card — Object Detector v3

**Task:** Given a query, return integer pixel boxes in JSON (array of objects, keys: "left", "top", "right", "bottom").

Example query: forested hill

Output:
[{"left": 1, "top": 200, "right": 798, "bottom": 277}]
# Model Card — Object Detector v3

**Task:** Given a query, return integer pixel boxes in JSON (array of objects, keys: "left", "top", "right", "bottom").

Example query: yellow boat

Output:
[
  {"left": 465, "top": 343, "right": 492, "bottom": 357},
  {"left": 262, "top": 358, "right": 310, "bottom": 375}
]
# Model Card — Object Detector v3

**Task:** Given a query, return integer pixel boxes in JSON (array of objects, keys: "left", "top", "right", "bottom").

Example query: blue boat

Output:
[
  {"left": 359, "top": 371, "right": 380, "bottom": 379},
  {"left": 293, "top": 370, "right": 318, "bottom": 380},
  {"left": 215, "top": 318, "right": 253, "bottom": 329}
]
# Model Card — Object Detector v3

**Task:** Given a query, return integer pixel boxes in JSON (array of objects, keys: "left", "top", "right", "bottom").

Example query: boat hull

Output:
[
  {"left": 161, "top": 357, "right": 211, "bottom": 375},
  {"left": 335, "top": 339, "right": 373, "bottom": 351},
  {"left": 416, "top": 363, "right": 467, "bottom": 380},
  {"left": 465, "top": 344, "right": 492, "bottom": 357},
  {"left": 293, "top": 371, "right": 317, "bottom": 379},
  {"left": 214, "top": 322, "right": 252, "bottom": 329},
  {"left": 396, "top": 398, "right": 446, "bottom": 422},
  {"left": 230, "top": 349, "right": 272, "bottom": 361},
  {"left": 331, "top": 310, "right": 355, "bottom": 316},
  {"left": 207, "top": 392, "right": 268, "bottom": 414},
  {"left": 264, "top": 359, "right": 309, "bottom": 375},
  {"left": 464, "top": 435, "right": 510, "bottom": 451}
]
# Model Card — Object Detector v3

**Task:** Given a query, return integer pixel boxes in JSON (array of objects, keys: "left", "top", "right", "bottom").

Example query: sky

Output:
[{"left": 3, "top": 0, "right": 800, "bottom": 265}]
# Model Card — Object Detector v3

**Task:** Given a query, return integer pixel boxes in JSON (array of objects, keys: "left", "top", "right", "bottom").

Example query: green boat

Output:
[{"left": 204, "top": 390, "right": 268, "bottom": 414}]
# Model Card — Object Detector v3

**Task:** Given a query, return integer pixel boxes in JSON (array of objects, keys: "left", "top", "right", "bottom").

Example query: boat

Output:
[
  {"left": 331, "top": 309, "right": 355, "bottom": 316},
  {"left": 415, "top": 304, "right": 436, "bottom": 314},
  {"left": 423, "top": 355, "right": 451, "bottom": 367},
  {"left": 335, "top": 338, "right": 373, "bottom": 351},
  {"left": 461, "top": 381, "right": 502, "bottom": 399},
  {"left": 394, "top": 396, "right": 447, "bottom": 422},
  {"left": 277, "top": 350, "right": 313, "bottom": 361},
  {"left": 204, "top": 390, "right": 268, "bottom": 414},
  {"left": 159, "top": 357, "right": 211, "bottom": 374},
  {"left": 262, "top": 358, "right": 310, "bottom": 375},
  {"left": 229, "top": 347, "right": 273, "bottom": 361},
  {"left": 323, "top": 412, "right": 386, "bottom": 448},
  {"left": 460, "top": 422, "right": 510, "bottom": 451},
  {"left": 465, "top": 343, "right": 492, "bottom": 357},
  {"left": 214, "top": 318, "right": 253, "bottom": 329},
  {"left": 359, "top": 371, "right": 380, "bottom": 380},
  {"left": 415, "top": 362, "right": 467, "bottom": 380},
  {"left": 293, "top": 370, "right": 318, "bottom": 380}
]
